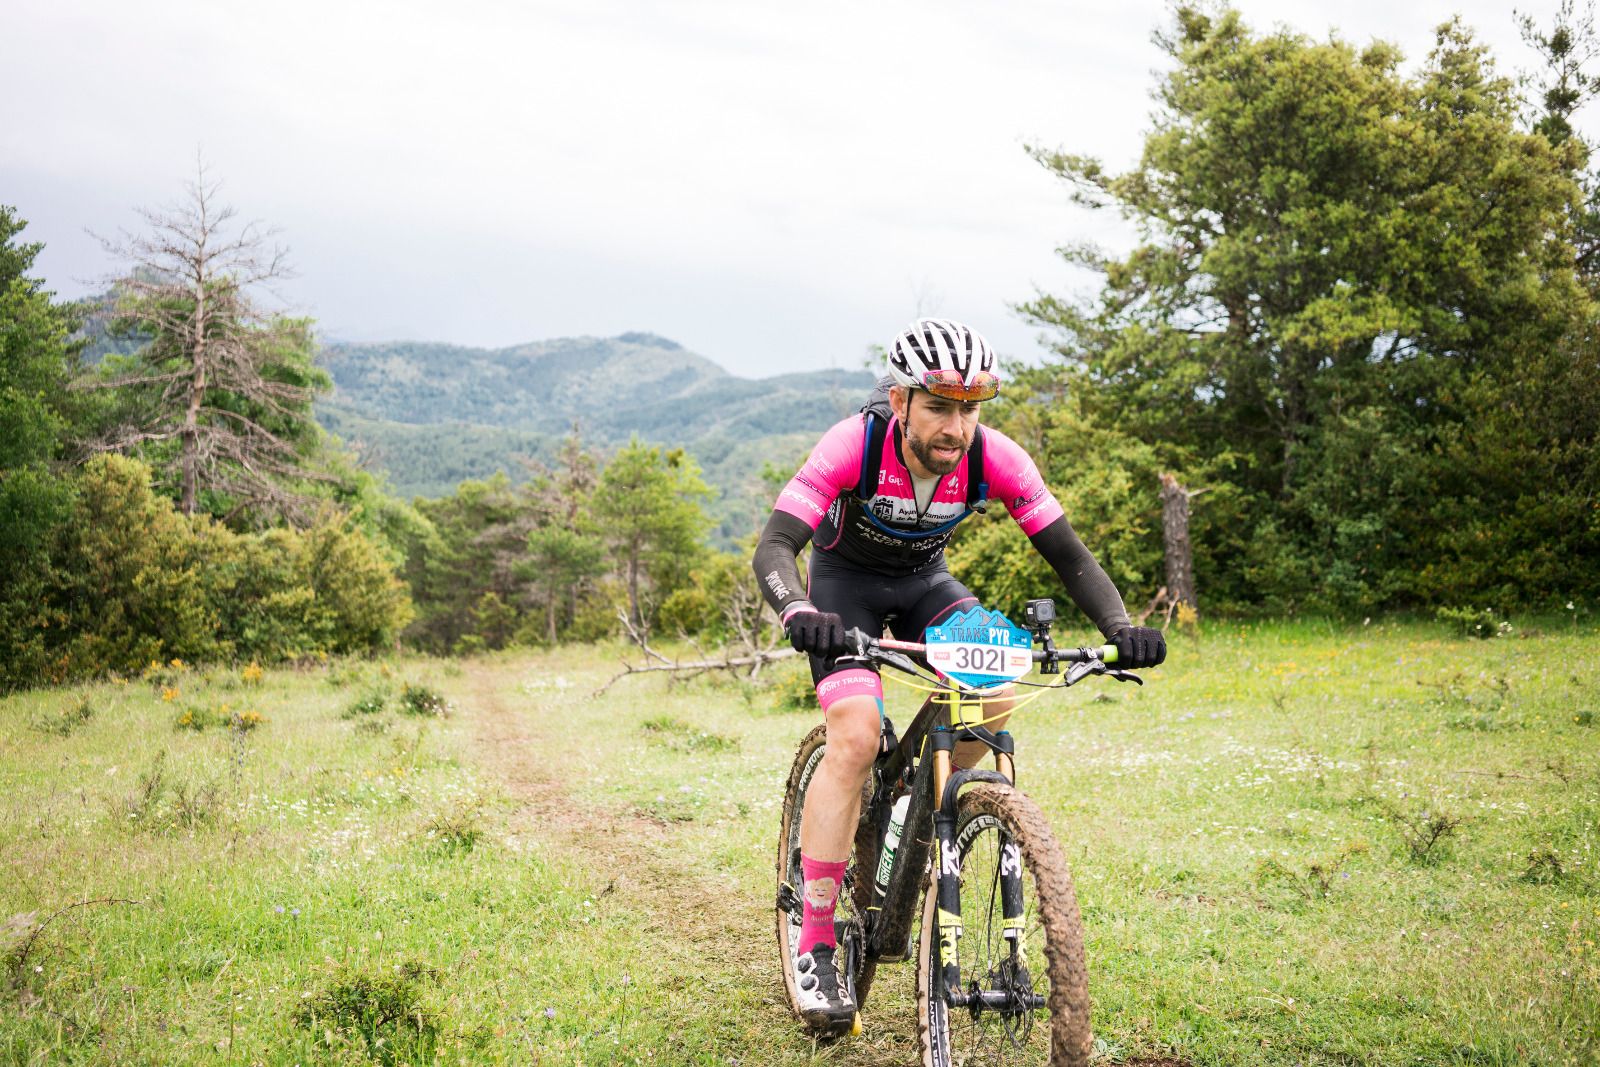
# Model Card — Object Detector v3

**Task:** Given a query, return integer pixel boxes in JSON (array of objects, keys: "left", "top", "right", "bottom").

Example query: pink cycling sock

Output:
[{"left": 799, "top": 854, "right": 847, "bottom": 954}]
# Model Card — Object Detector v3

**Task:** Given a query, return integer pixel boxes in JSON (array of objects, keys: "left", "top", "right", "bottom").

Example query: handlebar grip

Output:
[{"left": 1039, "top": 643, "right": 1121, "bottom": 664}]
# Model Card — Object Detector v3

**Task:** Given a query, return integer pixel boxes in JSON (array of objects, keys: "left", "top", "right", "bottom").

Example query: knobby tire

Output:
[{"left": 916, "top": 783, "right": 1090, "bottom": 1066}]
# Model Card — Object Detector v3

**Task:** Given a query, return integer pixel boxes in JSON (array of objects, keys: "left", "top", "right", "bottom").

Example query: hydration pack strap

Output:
[
  {"left": 967, "top": 427, "right": 988, "bottom": 514},
  {"left": 855, "top": 412, "right": 988, "bottom": 515},
  {"left": 856, "top": 411, "right": 889, "bottom": 503}
]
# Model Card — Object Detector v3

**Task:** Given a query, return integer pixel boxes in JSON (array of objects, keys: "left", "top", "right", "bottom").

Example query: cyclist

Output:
[{"left": 752, "top": 318, "right": 1166, "bottom": 1030}]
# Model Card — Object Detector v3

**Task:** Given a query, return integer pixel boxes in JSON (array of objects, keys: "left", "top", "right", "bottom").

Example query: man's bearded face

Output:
[{"left": 901, "top": 391, "right": 980, "bottom": 476}]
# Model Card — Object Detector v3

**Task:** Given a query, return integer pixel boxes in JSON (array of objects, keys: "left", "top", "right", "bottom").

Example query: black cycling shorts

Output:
[{"left": 805, "top": 548, "right": 977, "bottom": 686}]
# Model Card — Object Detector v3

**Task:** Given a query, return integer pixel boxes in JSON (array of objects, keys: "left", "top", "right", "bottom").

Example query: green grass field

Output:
[{"left": 1, "top": 619, "right": 1596, "bottom": 1065}]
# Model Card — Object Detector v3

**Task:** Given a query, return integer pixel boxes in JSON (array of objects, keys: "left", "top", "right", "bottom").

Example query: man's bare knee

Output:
[{"left": 823, "top": 696, "right": 881, "bottom": 777}]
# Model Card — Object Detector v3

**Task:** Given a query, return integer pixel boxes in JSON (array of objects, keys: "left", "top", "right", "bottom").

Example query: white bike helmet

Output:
[{"left": 885, "top": 318, "right": 1001, "bottom": 401}]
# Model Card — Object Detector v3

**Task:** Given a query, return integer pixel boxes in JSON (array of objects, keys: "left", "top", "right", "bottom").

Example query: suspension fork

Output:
[
  {"left": 930, "top": 727, "right": 964, "bottom": 998},
  {"left": 991, "top": 730, "right": 1026, "bottom": 950},
  {"left": 931, "top": 694, "right": 1029, "bottom": 1009},
  {"left": 929, "top": 686, "right": 983, "bottom": 999}
]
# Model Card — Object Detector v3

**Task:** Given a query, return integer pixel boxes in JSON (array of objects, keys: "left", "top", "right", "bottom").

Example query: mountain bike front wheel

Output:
[
  {"left": 916, "top": 783, "right": 1090, "bottom": 1066},
  {"left": 775, "top": 724, "right": 879, "bottom": 1024}
]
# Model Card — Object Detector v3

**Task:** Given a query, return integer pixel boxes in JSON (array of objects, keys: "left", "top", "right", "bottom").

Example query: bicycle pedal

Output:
[{"left": 803, "top": 1009, "right": 858, "bottom": 1037}]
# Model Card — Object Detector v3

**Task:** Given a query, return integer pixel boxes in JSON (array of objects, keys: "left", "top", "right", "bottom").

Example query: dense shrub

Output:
[
  {"left": 46, "top": 454, "right": 230, "bottom": 679},
  {"left": 293, "top": 514, "right": 415, "bottom": 652},
  {"left": 0, "top": 455, "right": 413, "bottom": 690},
  {"left": 0, "top": 467, "right": 77, "bottom": 685},
  {"left": 655, "top": 550, "right": 764, "bottom": 642}
]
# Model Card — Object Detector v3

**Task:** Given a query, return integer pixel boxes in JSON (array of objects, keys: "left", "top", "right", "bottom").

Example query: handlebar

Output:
[{"left": 844, "top": 629, "right": 1119, "bottom": 666}]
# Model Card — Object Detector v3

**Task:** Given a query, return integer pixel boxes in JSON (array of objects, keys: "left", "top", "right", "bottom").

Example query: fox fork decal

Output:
[
  {"left": 933, "top": 809, "right": 964, "bottom": 997},
  {"left": 1000, "top": 838, "right": 1026, "bottom": 946}
]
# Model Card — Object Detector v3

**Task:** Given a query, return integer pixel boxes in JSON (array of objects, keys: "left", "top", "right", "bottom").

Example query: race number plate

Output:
[{"left": 924, "top": 607, "right": 1033, "bottom": 689}]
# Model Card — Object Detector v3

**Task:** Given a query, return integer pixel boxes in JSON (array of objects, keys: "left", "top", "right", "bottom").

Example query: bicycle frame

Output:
[
  {"left": 851, "top": 627, "right": 1132, "bottom": 1012},
  {"left": 863, "top": 671, "right": 1020, "bottom": 972}
]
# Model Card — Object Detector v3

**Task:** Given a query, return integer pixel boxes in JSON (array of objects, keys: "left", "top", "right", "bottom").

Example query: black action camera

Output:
[{"left": 1024, "top": 598, "right": 1056, "bottom": 630}]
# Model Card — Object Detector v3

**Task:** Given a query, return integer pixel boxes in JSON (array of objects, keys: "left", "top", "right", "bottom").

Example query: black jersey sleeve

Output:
[
  {"left": 1027, "top": 516, "right": 1132, "bottom": 638},
  {"left": 752, "top": 510, "right": 816, "bottom": 618}
]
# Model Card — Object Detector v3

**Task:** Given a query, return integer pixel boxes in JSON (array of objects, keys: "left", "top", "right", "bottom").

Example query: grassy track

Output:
[{"left": 1, "top": 620, "right": 1596, "bottom": 1065}]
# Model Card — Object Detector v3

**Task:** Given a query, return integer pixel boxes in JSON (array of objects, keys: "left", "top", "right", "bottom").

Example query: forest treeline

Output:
[
  {"left": 3, "top": 6, "right": 1598, "bottom": 691},
  {"left": 0, "top": 181, "right": 751, "bottom": 690},
  {"left": 955, "top": 8, "right": 1599, "bottom": 618}
]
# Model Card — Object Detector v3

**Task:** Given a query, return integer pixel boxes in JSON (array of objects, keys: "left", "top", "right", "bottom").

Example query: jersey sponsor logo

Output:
[
  {"left": 1012, "top": 487, "right": 1044, "bottom": 510},
  {"left": 795, "top": 474, "right": 824, "bottom": 495},
  {"left": 1019, "top": 501, "right": 1053, "bottom": 524},
  {"left": 918, "top": 501, "right": 967, "bottom": 523},
  {"left": 878, "top": 470, "right": 904, "bottom": 487},
  {"left": 851, "top": 517, "right": 954, "bottom": 552},
  {"left": 852, "top": 519, "right": 914, "bottom": 548},
  {"left": 781, "top": 488, "right": 826, "bottom": 518},
  {"left": 871, "top": 499, "right": 895, "bottom": 522},
  {"left": 810, "top": 452, "right": 837, "bottom": 476},
  {"left": 764, "top": 570, "right": 791, "bottom": 600}
]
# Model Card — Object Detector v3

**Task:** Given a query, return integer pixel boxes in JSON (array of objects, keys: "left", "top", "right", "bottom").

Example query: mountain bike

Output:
[{"left": 775, "top": 598, "right": 1144, "bottom": 1066}]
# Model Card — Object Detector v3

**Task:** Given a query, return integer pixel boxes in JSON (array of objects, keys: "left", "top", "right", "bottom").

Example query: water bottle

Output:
[{"left": 873, "top": 794, "right": 912, "bottom": 900}]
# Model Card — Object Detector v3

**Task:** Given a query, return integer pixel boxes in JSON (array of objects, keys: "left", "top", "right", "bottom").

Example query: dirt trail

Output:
[
  {"left": 461, "top": 671, "right": 787, "bottom": 1020},
  {"left": 464, "top": 667, "right": 763, "bottom": 919},
  {"left": 460, "top": 667, "right": 924, "bottom": 1064}
]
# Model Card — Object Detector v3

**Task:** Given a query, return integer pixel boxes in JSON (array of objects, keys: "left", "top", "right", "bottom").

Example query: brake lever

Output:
[
  {"left": 1064, "top": 659, "right": 1105, "bottom": 686},
  {"left": 1106, "top": 669, "right": 1144, "bottom": 686},
  {"left": 834, "top": 630, "right": 921, "bottom": 677},
  {"left": 872, "top": 649, "right": 922, "bottom": 675}
]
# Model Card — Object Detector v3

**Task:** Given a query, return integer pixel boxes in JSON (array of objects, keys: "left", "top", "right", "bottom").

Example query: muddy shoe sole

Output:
[{"left": 803, "top": 1006, "right": 860, "bottom": 1036}]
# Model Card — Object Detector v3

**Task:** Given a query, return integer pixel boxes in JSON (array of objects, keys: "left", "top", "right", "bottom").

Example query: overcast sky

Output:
[{"left": 2, "top": 1, "right": 1587, "bottom": 377}]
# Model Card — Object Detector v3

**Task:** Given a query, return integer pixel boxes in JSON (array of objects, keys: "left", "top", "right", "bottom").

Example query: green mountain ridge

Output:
[{"left": 315, "top": 332, "right": 875, "bottom": 544}]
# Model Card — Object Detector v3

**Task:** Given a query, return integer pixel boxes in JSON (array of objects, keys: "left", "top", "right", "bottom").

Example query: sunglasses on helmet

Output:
[{"left": 919, "top": 369, "right": 1001, "bottom": 402}]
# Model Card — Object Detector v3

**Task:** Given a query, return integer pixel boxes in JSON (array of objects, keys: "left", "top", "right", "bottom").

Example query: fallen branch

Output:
[
  {"left": 1456, "top": 769, "right": 1543, "bottom": 782},
  {"left": 1133, "top": 586, "right": 1170, "bottom": 627},
  {"left": 595, "top": 648, "right": 799, "bottom": 696},
  {"left": 616, "top": 610, "right": 671, "bottom": 666},
  {"left": 8, "top": 898, "right": 142, "bottom": 980}
]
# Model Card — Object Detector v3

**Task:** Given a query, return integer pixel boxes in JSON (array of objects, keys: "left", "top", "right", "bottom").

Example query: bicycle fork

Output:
[{"left": 928, "top": 696, "right": 1039, "bottom": 1016}]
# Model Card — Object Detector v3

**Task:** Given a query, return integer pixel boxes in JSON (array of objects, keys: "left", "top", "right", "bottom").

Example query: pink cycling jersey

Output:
[{"left": 774, "top": 414, "right": 1063, "bottom": 576}]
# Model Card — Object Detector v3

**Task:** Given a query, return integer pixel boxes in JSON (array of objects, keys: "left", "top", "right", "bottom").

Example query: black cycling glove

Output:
[
  {"left": 1109, "top": 625, "right": 1167, "bottom": 668},
  {"left": 786, "top": 610, "right": 847, "bottom": 656}
]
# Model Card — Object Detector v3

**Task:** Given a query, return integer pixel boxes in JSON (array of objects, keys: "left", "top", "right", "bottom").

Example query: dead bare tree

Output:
[
  {"left": 78, "top": 160, "right": 328, "bottom": 522},
  {"left": 1158, "top": 472, "right": 1201, "bottom": 616},
  {"left": 1130, "top": 474, "right": 1209, "bottom": 627}
]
